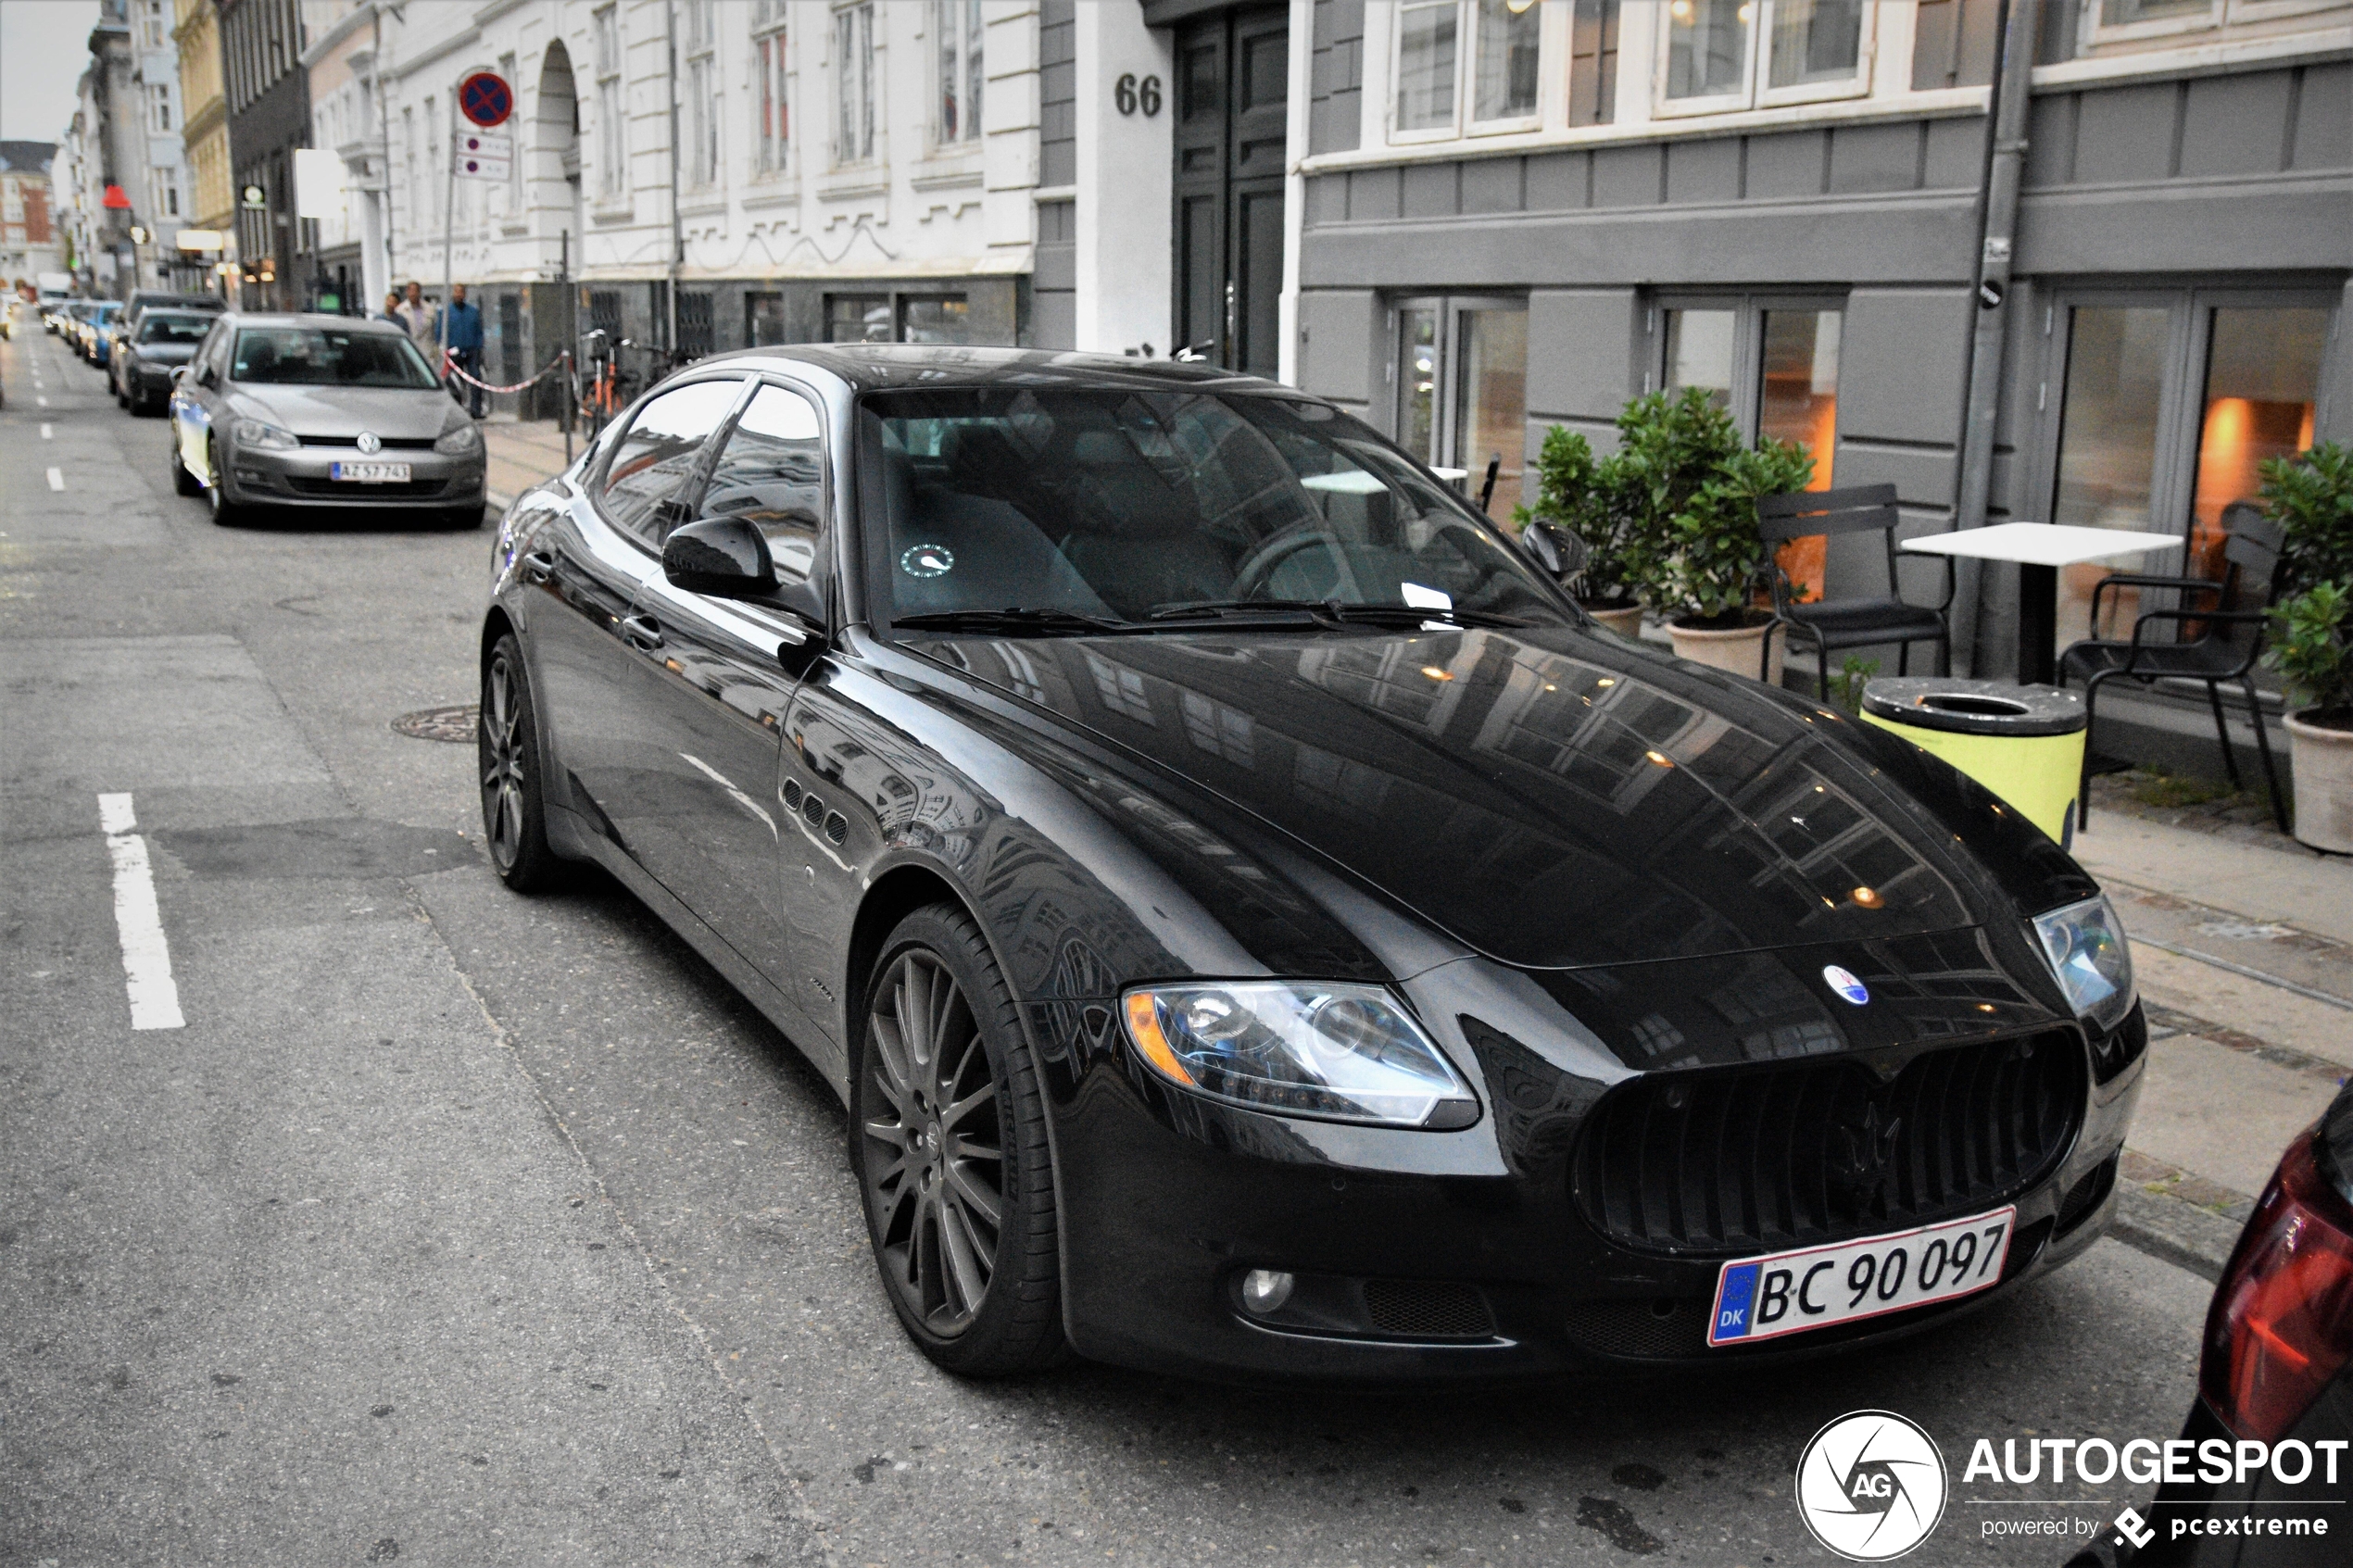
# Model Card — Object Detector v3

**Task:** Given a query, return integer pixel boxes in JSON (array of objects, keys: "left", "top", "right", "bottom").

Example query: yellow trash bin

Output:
[{"left": 1860, "top": 678, "right": 2088, "bottom": 846}]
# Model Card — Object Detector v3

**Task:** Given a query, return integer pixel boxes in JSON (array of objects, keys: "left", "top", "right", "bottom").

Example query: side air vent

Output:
[
  {"left": 824, "top": 810, "right": 849, "bottom": 846},
  {"left": 782, "top": 778, "right": 803, "bottom": 810}
]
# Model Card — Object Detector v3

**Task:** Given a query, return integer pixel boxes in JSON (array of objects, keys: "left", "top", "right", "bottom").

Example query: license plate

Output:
[
  {"left": 330, "top": 461, "right": 410, "bottom": 483},
  {"left": 1707, "top": 1206, "right": 2015, "bottom": 1348}
]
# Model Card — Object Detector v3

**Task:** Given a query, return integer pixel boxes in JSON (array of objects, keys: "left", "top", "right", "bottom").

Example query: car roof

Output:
[
  {"left": 681, "top": 343, "right": 1298, "bottom": 398},
  {"left": 218, "top": 311, "right": 409, "bottom": 332}
]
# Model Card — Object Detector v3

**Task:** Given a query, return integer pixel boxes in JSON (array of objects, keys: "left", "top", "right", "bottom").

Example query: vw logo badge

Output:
[
  {"left": 1823, "top": 964, "right": 1870, "bottom": 1006},
  {"left": 1793, "top": 1410, "right": 1947, "bottom": 1561},
  {"left": 356, "top": 431, "right": 382, "bottom": 454}
]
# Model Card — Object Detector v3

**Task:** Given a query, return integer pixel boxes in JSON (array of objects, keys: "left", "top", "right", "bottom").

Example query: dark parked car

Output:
[
  {"left": 480, "top": 346, "right": 2147, "bottom": 1379},
  {"left": 2069, "top": 1082, "right": 2353, "bottom": 1567},
  {"left": 112, "top": 308, "right": 215, "bottom": 414},
  {"left": 106, "top": 291, "right": 224, "bottom": 392},
  {"left": 167, "top": 312, "right": 486, "bottom": 527}
]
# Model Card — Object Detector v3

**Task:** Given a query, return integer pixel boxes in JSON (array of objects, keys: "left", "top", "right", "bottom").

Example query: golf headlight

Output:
[
  {"left": 233, "top": 418, "right": 297, "bottom": 449},
  {"left": 1122, "top": 982, "right": 1478, "bottom": 1129},
  {"left": 435, "top": 421, "right": 483, "bottom": 456},
  {"left": 2032, "top": 894, "right": 2135, "bottom": 1033}
]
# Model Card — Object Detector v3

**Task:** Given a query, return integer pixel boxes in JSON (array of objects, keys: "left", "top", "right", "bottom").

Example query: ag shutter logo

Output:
[{"left": 1794, "top": 1411, "right": 1948, "bottom": 1562}]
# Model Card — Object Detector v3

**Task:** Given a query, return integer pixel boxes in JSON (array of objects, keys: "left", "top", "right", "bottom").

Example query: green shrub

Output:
[
  {"left": 2260, "top": 442, "right": 2353, "bottom": 593},
  {"left": 1516, "top": 388, "right": 1743, "bottom": 608},
  {"left": 2266, "top": 581, "right": 2353, "bottom": 722},
  {"left": 1654, "top": 438, "right": 1817, "bottom": 625}
]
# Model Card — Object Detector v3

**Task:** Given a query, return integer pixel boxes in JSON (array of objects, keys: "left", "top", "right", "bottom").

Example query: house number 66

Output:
[{"left": 1114, "top": 73, "right": 1163, "bottom": 117}]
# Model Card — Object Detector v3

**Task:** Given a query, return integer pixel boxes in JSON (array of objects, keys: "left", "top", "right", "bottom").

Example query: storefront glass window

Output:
[
  {"left": 901, "top": 295, "right": 972, "bottom": 345},
  {"left": 1456, "top": 308, "right": 1529, "bottom": 518},
  {"left": 1768, "top": 1, "right": 1866, "bottom": 90},
  {"left": 2188, "top": 307, "right": 2325, "bottom": 580},
  {"left": 1473, "top": 0, "right": 1542, "bottom": 122},
  {"left": 1396, "top": 1, "right": 1459, "bottom": 130},
  {"left": 1665, "top": 308, "right": 1737, "bottom": 409},
  {"left": 1757, "top": 310, "right": 1841, "bottom": 487},
  {"left": 2053, "top": 306, "right": 2171, "bottom": 645},
  {"left": 1400, "top": 307, "right": 1440, "bottom": 464},
  {"left": 748, "top": 292, "right": 785, "bottom": 347},
  {"left": 1666, "top": 0, "right": 1751, "bottom": 100},
  {"left": 828, "top": 294, "right": 890, "bottom": 343}
]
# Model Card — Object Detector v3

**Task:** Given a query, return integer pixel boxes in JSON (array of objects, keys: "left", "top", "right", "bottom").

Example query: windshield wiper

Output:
[
  {"left": 1150, "top": 599, "right": 1530, "bottom": 630},
  {"left": 893, "top": 608, "right": 1133, "bottom": 635}
]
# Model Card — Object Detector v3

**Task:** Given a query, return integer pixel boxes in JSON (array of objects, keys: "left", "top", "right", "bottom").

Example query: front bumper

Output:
[
  {"left": 1027, "top": 986, "right": 2145, "bottom": 1384},
  {"left": 218, "top": 442, "right": 486, "bottom": 508}
]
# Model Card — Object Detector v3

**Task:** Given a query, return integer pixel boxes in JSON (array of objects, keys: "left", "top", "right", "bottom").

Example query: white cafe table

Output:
[{"left": 1902, "top": 521, "right": 2185, "bottom": 686}]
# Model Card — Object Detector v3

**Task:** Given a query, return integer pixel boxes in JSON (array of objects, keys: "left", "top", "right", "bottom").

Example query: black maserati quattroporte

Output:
[{"left": 481, "top": 346, "right": 2145, "bottom": 1379}]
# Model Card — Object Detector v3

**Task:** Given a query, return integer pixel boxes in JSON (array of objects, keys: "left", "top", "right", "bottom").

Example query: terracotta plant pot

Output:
[
  {"left": 2284, "top": 709, "right": 2353, "bottom": 854},
  {"left": 1582, "top": 603, "right": 1645, "bottom": 640},
  {"left": 1667, "top": 616, "right": 1784, "bottom": 686}
]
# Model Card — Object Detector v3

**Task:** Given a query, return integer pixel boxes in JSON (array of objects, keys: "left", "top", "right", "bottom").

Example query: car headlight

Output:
[
  {"left": 233, "top": 417, "right": 298, "bottom": 450},
  {"left": 435, "top": 421, "right": 484, "bottom": 456},
  {"left": 2032, "top": 894, "right": 2135, "bottom": 1033},
  {"left": 1121, "top": 982, "right": 1478, "bottom": 1129}
]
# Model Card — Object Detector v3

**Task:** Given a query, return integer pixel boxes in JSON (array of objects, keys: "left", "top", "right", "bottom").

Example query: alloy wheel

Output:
[
  {"left": 479, "top": 651, "right": 528, "bottom": 872},
  {"left": 862, "top": 950, "right": 1005, "bottom": 1337}
]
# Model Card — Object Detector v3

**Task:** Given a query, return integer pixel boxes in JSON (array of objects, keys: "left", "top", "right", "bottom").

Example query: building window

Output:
[
  {"left": 2043, "top": 291, "right": 2333, "bottom": 651},
  {"left": 1393, "top": 0, "right": 1542, "bottom": 140},
  {"left": 1658, "top": 0, "right": 1871, "bottom": 116},
  {"left": 835, "top": 2, "right": 876, "bottom": 164},
  {"left": 826, "top": 291, "right": 970, "bottom": 344},
  {"left": 901, "top": 294, "right": 971, "bottom": 344},
  {"left": 936, "top": 0, "right": 983, "bottom": 144},
  {"left": 753, "top": 3, "right": 791, "bottom": 174},
  {"left": 594, "top": 6, "right": 627, "bottom": 198},
  {"left": 1393, "top": 295, "right": 1529, "bottom": 519},
  {"left": 1656, "top": 297, "right": 1843, "bottom": 482},
  {"left": 684, "top": 1, "right": 720, "bottom": 186},
  {"left": 748, "top": 290, "right": 786, "bottom": 345}
]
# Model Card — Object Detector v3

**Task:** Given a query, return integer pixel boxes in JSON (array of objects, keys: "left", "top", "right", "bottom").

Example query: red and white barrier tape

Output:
[{"left": 440, "top": 351, "right": 569, "bottom": 396}]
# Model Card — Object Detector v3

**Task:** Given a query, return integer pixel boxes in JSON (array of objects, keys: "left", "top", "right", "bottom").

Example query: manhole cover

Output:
[{"left": 392, "top": 705, "right": 479, "bottom": 744}]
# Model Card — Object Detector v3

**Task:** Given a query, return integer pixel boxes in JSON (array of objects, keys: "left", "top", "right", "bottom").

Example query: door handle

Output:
[
  {"left": 522, "top": 550, "right": 556, "bottom": 584},
  {"left": 620, "top": 613, "right": 664, "bottom": 650}
]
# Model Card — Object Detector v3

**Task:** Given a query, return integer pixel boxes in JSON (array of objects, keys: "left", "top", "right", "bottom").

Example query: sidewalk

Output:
[
  {"left": 2069, "top": 809, "right": 2352, "bottom": 1278},
  {"left": 482, "top": 415, "right": 576, "bottom": 511}
]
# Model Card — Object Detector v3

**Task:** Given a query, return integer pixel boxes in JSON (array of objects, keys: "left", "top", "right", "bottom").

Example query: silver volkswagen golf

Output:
[{"left": 168, "top": 312, "right": 488, "bottom": 528}]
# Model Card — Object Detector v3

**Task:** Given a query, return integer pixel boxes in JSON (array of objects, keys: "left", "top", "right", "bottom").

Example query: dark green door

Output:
[{"left": 1171, "top": 4, "right": 1288, "bottom": 376}]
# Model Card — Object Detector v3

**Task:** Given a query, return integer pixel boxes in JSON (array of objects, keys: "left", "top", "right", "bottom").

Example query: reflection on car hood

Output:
[
  {"left": 229, "top": 383, "right": 449, "bottom": 438},
  {"left": 932, "top": 625, "right": 2085, "bottom": 972},
  {"left": 130, "top": 343, "right": 198, "bottom": 364}
]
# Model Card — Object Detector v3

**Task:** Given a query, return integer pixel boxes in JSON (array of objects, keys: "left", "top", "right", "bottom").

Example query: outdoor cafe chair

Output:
[{"left": 1757, "top": 483, "right": 1955, "bottom": 696}]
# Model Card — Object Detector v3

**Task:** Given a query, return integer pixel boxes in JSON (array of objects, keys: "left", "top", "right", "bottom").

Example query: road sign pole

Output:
[{"left": 440, "top": 88, "right": 456, "bottom": 384}]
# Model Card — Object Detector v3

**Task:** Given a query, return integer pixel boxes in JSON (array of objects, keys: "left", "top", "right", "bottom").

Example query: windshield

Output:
[
  {"left": 861, "top": 387, "right": 1570, "bottom": 630},
  {"left": 139, "top": 313, "right": 213, "bottom": 345},
  {"left": 232, "top": 327, "right": 439, "bottom": 388}
]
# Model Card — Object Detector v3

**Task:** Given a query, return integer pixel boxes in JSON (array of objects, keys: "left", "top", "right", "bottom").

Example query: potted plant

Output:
[
  {"left": 2262, "top": 440, "right": 2353, "bottom": 592},
  {"left": 2268, "top": 582, "right": 2353, "bottom": 852},
  {"left": 1655, "top": 435, "right": 1816, "bottom": 682},
  {"left": 1516, "top": 426, "right": 1646, "bottom": 636}
]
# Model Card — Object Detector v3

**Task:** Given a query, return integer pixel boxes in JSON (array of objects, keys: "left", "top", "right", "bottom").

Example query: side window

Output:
[
  {"left": 698, "top": 383, "right": 826, "bottom": 583},
  {"left": 597, "top": 378, "right": 746, "bottom": 543}
]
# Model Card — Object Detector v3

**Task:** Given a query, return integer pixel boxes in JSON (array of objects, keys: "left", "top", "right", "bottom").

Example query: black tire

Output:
[
  {"left": 206, "top": 440, "right": 241, "bottom": 525},
  {"left": 478, "top": 634, "right": 567, "bottom": 892},
  {"left": 851, "top": 905, "right": 1066, "bottom": 1377},
  {"left": 170, "top": 433, "right": 200, "bottom": 496}
]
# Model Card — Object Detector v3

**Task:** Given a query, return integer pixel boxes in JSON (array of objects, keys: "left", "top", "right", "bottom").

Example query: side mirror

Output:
[
  {"left": 663, "top": 515, "right": 778, "bottom": 599},
  {"left": 1520, "top": 520, "right": 1589, "bottom": 583},
  {"left": 170, "top": 366, "right": 189, "bottom": 385}
]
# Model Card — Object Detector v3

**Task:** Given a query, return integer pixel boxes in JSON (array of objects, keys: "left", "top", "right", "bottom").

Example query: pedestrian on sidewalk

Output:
[
  {"left": 374, "top": 290, "right": 403, "bottom": 327},
  {"left": 437, "top": 282, "right": 486, "bottom": 418},
  {"left": 395, "top": 282, "right": 434, "bottom": 351}
]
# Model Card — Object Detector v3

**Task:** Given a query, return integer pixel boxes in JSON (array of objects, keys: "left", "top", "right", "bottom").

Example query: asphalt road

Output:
[{"left": 2, "top": 324, "right": 2219, "bottom": 1567}]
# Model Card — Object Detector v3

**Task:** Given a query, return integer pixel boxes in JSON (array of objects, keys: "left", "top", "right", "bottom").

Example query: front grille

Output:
[
  {"left": 283, "top": 476, "right": 452, "bottom": 498},
  {"left": 1362, "top": 1280, "right": 1494, "bottom": 1339},
  {"left": 1572, "top": 1032, "right": 2083, "bottom": 1257},
  {"left": 296, "top": 435, "right": 437, "bottom": 449}
]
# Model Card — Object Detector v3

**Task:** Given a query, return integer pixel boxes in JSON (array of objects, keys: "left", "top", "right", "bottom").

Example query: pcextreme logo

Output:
[{"left": 1794, "top": 1411, "right": 1950, "bottom": 1562}]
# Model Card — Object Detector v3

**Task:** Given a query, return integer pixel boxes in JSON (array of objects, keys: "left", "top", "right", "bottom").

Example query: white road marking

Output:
[
  {"left": 35, "top": 395, "right": 47, "bottom": 408},
  {"left": 98, "top": 793, "right": 185, "bottom": 1031},
  {"left": 46, "top": 468, "right": 65, "bottom": 491},
  {"left": 41, "top": 423, "right": 53, "bottom": 438}
]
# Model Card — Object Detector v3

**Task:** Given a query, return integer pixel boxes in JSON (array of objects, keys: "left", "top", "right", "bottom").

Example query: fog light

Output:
[{"left": 1240, "top": 1269, "right": 1295, "bottom": 1315}]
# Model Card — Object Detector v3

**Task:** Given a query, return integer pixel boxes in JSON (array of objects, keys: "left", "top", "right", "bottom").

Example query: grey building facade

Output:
[
  {"left": 220, "top": 0, "right": 312, "bottom": 309},
  {"left": 1276, "top": 0, "right": 2350, "bottom": 767}
]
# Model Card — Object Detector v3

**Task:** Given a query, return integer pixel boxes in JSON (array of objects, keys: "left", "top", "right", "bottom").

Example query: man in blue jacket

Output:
[{"left": 437, "top": 282, "right": 486, "bottom": 416}]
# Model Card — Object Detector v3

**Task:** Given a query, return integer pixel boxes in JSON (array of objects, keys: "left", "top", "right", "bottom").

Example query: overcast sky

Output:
[{"left": 3, "top": 2, "right": 102, "bottom": 145}]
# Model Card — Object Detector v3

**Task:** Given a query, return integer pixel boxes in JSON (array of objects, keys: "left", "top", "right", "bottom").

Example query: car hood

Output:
[
  {"left": 131, "top": 343, "right": 197, "bottom": 364},
  {"left": 927, "top": 624, "right": 2094, "bottom": 972},
  {"left": 228, "top": 384, "right": 450, "bottom": 439}
]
